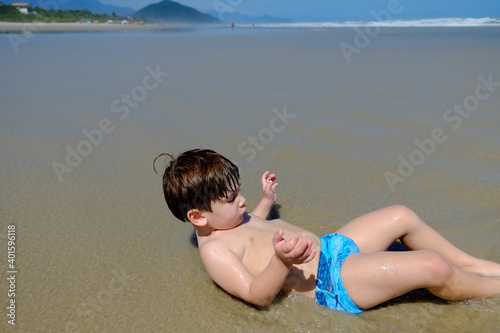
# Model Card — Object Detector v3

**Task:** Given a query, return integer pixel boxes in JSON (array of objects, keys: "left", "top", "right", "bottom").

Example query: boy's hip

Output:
[{"left": 315, "top": 233, "right": 364, "bottom": 313}]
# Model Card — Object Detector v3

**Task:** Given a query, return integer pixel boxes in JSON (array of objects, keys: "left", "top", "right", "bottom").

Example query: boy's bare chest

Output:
[
  {"left": 231, "top": 224, "right": 275, "bottom": 274},
  {"left": 230, "top": 220, "right": 321, "bottom": 277}
]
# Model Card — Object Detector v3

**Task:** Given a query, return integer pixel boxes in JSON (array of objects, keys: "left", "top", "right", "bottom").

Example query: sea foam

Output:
[{"left": 251, "top": 17, "right": 500, "bottom": 29}]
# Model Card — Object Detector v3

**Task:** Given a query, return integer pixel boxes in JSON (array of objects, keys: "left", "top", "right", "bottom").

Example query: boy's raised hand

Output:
[
  {"left": 272, "top": 229, "right": 316, "bottom": 268},
  {"left": 261, "top": 171, "right": 278, "bottom": 204},
  {"left": 251, "top": 171, "right": 279, "bottom": 219}
]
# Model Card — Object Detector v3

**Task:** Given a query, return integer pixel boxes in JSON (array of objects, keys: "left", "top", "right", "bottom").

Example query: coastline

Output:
[{"left": 0, "top": 21, "right": 172, "bottom": 33}]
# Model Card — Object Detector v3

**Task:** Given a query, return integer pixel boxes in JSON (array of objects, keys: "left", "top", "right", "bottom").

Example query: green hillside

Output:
[{"left": 134, "top": 0, "right": 219, "bottom": 24}]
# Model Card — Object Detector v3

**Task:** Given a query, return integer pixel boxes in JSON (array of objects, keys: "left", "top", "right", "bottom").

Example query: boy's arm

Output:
[
  {"left": 251, "top": 171, "right": 278, "bottom": 220},
  {"left": 200, "top": 230, "right": 316, "bottom": 307}
]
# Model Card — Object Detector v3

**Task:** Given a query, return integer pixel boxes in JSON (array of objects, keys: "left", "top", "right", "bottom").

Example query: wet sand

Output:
[{"left": 1, "top": 27, "right": 499, "bottom": 332}]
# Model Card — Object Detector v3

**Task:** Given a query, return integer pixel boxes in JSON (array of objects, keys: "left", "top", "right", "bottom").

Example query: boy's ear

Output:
[{"left": 187, "top": 209, "right": 207, "bottom": 227}]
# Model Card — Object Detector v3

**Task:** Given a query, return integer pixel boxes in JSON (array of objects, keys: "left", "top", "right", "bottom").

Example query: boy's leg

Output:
[
  {"left": 336, "top": 205, "right": 500, "bottom": 277},
  {"left": 340, "top": 250, "right": 500, "bottom": 310}
]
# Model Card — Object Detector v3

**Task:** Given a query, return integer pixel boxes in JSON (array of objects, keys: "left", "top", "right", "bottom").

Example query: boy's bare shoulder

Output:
[
  {"left": 197, "top": 228, "right": 248, "bottom": 260},
  {"left": 198, "top": 236, "right": 234, "bottom": 258}
]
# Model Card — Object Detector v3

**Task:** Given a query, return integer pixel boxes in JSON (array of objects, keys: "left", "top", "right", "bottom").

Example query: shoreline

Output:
[{"left": 0, "top": 21, "right": 174, "bottom": 33}]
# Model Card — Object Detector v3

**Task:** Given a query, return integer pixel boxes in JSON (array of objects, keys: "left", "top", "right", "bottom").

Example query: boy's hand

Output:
[
  {"left": 261, "top": 171, "right": 278, "bottom": 204},
  {"left": 251, "top": 171, "right": 278, "bottom": 219},
  {"left": 272, "top": 230, "right": 316, "bottom": 268}
]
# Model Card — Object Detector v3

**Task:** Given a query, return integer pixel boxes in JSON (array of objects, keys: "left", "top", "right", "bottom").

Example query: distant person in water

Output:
[
  {"left": 155, "top": 149, "right": 500, "bottom": 313},
  {"left": 231, "top": 20, "right": 235, "bottom": 30}
]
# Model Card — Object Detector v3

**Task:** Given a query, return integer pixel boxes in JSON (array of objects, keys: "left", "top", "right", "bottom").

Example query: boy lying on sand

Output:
[{"left": 154, "top": 149, "right": 500, "bottom": 313}]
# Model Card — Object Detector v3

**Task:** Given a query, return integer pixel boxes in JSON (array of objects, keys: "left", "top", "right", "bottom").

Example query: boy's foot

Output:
[{"left": 467, "top": 258, "right": 500, "bottom": 277}]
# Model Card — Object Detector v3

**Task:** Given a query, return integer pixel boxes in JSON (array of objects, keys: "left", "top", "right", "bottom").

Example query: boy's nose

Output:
[{"left": 239, "top": 195, "right": 246, "bottom": 207}]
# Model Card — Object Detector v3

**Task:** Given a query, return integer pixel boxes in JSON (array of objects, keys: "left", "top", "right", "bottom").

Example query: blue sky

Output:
[{"left": 101, "top": 0, "right": 499, "bottom": 21}]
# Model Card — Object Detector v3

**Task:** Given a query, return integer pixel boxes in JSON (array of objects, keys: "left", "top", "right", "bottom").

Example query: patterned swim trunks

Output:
[{"left": 315, "top": 233, "right": 364, "bottom": 314}]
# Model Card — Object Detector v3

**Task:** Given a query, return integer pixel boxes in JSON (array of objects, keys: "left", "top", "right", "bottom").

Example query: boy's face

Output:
[{"left": 203, "top": 189, "right": 247, "bottom": 230}]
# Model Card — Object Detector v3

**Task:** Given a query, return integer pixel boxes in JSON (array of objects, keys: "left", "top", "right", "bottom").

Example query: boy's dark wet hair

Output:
[{"left": 154, "top": 149, "right": 240, "bottom": 222}]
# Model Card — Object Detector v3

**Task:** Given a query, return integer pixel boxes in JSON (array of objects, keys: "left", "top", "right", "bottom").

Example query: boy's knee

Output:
[
  {"left": 421, "top": 251, "right": 453, "bottom": 286},
  {"left": 388, "top": 204, "right": 416, "bottom": 223}
]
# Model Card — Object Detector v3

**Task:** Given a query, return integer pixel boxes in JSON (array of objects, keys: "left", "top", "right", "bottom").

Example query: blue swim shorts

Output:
[{"left": 315, "top": 233, "right": 364, "bottom": 314}]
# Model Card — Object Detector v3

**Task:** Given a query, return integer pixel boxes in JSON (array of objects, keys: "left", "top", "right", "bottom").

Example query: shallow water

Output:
[{"left": 1, "top": 27, "right": 499, "bottom": 332}]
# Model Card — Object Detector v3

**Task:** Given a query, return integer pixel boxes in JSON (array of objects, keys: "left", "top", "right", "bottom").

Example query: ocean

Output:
[{"left": 1, "top": 23, "right": 499, "bottom": 332}]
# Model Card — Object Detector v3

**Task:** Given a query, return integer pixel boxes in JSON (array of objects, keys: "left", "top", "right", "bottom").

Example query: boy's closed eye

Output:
[{"left": 226, "top": 190, "right": 240, "bottom": 203}]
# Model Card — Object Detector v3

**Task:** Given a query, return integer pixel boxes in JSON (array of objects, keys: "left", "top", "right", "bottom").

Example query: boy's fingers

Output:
[
  {"left": 302, "top": 249, "right": 317, "bottom": 263},
  {"left": 290, "top": 239, "right": 310, "bottom": 258},
  {"left": 263, "top": 172, "right": 276, "bottom": 183},
  {"left": 273, "top": 229, "right": 283, "bottom": 242},
  {"left": 283, "top": 235, "right": 299, "bottom": 252},
  {"left": 262, "top": 171, "right": 269, "bottom": 181},
  {"left": 301, "top": 241, "right": 317, "bottom": 262},
  {"left": 261, "top": 172, "right": 268, "bottom": 187}
]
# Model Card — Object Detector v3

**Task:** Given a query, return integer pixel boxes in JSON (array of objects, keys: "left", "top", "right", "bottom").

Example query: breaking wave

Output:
[{"left": 254, "top": 17, "right": 500, "bottom": 29}]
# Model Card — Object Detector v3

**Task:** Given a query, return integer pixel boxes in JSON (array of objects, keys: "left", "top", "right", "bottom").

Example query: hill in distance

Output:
[{"left": 134, "top": 0, "right": 219, "bottom": 24}]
